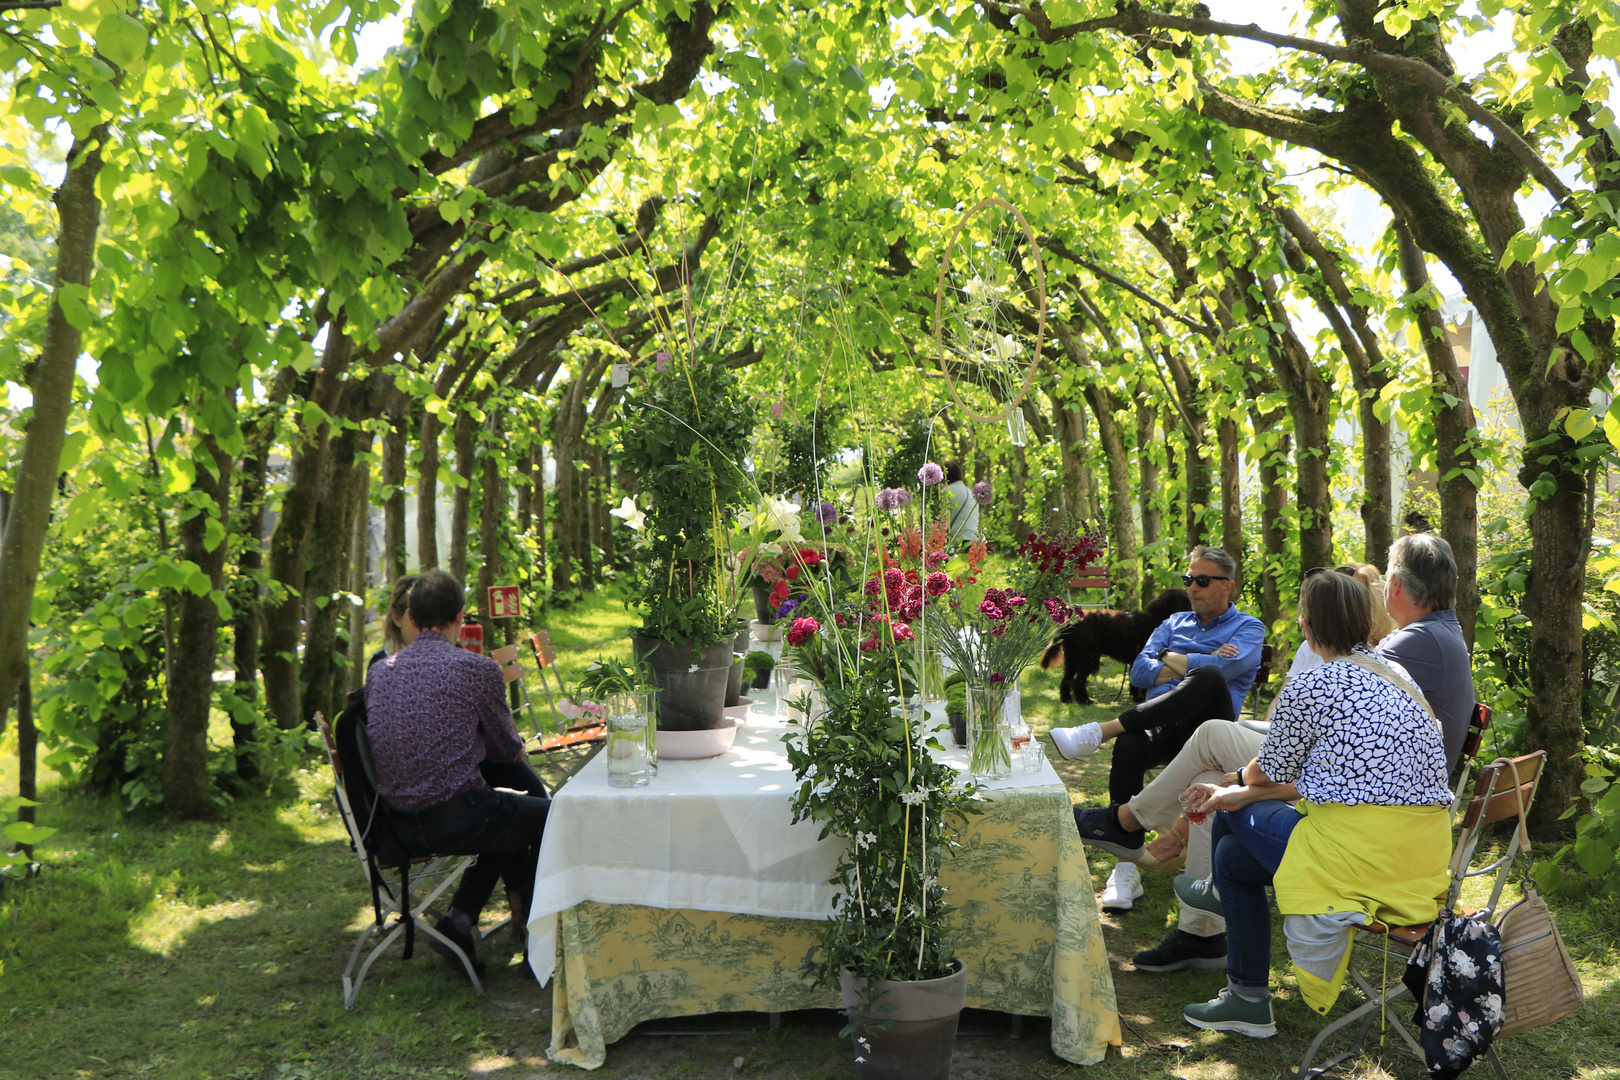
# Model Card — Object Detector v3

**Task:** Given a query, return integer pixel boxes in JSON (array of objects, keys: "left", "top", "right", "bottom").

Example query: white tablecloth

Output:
[{"left": 526, "top": 710, "right": 1060, "bottom": 987}]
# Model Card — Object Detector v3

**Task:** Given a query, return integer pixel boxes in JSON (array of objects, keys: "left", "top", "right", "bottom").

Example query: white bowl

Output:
[
  {"left": 655, "top": 722, "right": 741, "bottom": 759},
  {"left": 722, "top": 697, "right": 754, "bottom": 722}
]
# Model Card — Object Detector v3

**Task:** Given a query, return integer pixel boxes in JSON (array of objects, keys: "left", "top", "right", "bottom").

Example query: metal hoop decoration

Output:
[{"left": 931, "top": 197, "right": 1048, "bottom": 424}]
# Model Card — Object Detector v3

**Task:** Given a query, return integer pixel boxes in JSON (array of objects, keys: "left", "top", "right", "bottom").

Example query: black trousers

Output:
[
  {"left": 1109, "top": 665, "right": 1235, "bottom": 805},
  {"left": 392, "top": 779, "right": 550, "bottom": 922}
]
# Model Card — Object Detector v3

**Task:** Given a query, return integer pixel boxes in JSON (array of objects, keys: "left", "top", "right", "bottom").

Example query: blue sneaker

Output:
[
  {"left": 1173, "top": 873, "right": 1224, "bottom": 916},
  {"left": 1183, "top": 988, "right": 1276, "bottom": 1038}
]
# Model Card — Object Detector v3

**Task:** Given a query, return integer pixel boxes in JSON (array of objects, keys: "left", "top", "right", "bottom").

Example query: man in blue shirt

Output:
[{"left": 1050, "top": 544, "right": 1264, "bottom": 806}]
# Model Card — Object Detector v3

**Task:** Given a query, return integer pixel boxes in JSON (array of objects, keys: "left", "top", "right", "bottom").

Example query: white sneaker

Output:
[
  {"left": 1101, "top": 862, "right": 1144, "bottom": 912},
  {"left": 1050, "top": 722, "right": 1103, "bottom": 760}
]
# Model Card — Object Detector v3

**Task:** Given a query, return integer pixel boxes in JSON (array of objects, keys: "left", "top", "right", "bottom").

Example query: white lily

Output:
[{"left": 609, "top": 496, "right": 646, "bottom": 531}]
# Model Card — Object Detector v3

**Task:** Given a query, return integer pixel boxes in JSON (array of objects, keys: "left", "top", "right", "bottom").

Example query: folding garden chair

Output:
[
  {"left": 314, "top": 709, "right": 499, "bottom": 1008},
  {"left": 1295, "top": 745, "right": 1547, "bottom": 1080}
]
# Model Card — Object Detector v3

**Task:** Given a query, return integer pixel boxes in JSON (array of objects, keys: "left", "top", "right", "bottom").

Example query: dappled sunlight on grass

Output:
[{"left": 130, "top": 897, "right": 263, "bottom": 957}]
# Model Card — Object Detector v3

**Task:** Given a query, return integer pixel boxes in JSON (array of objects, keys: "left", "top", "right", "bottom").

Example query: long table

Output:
[{"left": 526, "top": 712, "right": 1121, "bottom": 1069}]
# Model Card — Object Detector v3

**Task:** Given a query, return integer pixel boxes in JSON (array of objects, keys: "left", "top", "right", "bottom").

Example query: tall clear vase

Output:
[
  {"left": 966, "top": 682, "right": 1012, "bottom": 780},
  {"left": 908, "top": 637, "right": 944, "bottom": 704}
]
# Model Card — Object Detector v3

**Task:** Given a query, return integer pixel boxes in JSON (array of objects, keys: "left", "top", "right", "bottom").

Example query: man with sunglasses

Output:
[
  {"left": 1051, "top": 545, "right": 1263, "bottom": 798},
  {"left": 1050, "top": 545, "right": 1262, "bottom": 911}
]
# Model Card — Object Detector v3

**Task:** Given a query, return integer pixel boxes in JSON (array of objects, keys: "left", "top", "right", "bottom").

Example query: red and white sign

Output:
[
  {"left": 487, "top": 585, "right": 521, "bottom": 620},
  {"left": 458, "top": 622, "right": 484, "bottom": 653}
]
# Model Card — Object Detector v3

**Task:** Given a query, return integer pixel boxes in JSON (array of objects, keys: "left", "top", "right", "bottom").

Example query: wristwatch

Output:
[{"left": 1157, "top": 647, "right": 1170, "bottom": 662}]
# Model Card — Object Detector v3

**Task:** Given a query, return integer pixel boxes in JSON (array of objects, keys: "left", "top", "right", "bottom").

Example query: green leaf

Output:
[
  {"left": 3, "top": 820, "right": 58, "bottom": 846},
  {"left": 56, "top": 282, "right": 93, "bottom": 331},
  {"left": 94, "top": 12, "right": 147, "bottom": 68}
]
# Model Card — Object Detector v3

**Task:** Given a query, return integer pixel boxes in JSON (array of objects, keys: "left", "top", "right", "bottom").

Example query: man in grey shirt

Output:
[{"left": 1378, "top": 534, "right": 1474, "bottom": 767}]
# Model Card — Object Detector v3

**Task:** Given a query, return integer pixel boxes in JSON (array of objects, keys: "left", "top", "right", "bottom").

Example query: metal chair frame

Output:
[
  {"left": 315, "top": 712, "right": 501, "bottom": 1008},
  {"left": 1296, "top": 730, "right": 1543, "bottom": 1080}
]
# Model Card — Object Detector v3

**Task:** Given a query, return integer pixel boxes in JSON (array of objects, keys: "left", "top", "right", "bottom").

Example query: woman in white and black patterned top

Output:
[{"left": 1173, "top": 570, "right": 1454, "bottom": 1038}]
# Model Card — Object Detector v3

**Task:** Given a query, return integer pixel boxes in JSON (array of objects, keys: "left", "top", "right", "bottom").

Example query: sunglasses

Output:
[
  {"left": 1304, "top": 565, "right": 1361, "bottom": 579},
  {"left": 1181, "top": 573, "right": 1232, "bottom": 588}
]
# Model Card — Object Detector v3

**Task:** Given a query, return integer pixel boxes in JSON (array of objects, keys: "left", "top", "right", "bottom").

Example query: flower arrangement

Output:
[
  {"left": 781, "top": 471, "right": 985, "bottom": 988},
  {"left": 782, "top": 610, "right": 982, "bottom": 987}
]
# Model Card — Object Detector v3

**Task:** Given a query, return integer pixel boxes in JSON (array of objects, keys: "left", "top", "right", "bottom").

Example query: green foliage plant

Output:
[
  {"left": 618, "top": 354, "right": 756, "bottom": 647},
  {"left": 573, "top": 656, "right": 657, "bottom": 699},
  {"left": 743, "top": 651, "right": 776, "bottom": 676}
]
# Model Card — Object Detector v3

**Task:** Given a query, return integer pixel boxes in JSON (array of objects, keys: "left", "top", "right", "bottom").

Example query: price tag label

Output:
[{"left": 611, "top": 364, "right": 629, "bottom": 387}]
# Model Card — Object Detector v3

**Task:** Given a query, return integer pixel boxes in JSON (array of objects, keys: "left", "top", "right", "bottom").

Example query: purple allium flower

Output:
[
  {"left": 815, "top": 501, "right": 838, "bottom": 525},
  {"left": 971, "top": 480, "right": 992, "bottom": 506},
  {"left": 919, "top": 461, "right": 944, "bottom": 486},
  {"left": 892, "top": 488, "right": 913, "bottom": 509},
  {"left": 873, "top": 488, "right": 898, "bottom": 513}
]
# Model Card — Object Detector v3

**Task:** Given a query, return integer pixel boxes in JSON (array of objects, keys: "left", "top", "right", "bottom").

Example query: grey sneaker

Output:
[
  {"left": 1133, "top": 929, "right": 1228, "bottom": 972},
  {"left": 1173, "top": 872, "right": 1224, "bottom": 915},
  {"left": 1183, "top": 988, "right": 1276, "bottom": 1038},
  {"left": 1074, "top": 805, "right": 1146, "bottom": 860}
]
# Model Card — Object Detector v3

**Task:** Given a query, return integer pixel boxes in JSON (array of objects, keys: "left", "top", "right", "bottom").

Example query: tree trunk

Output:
[
  {"left": 1050, "top": 319, "right": 1138, "bottom": 606},
  {"left": 230, "top": 413, "right": 274, "bottom": 780},
  {"left": 417, "top": 409, "right": 442, "bottom": 570},
  {"left": 534, "top": 442, "right": 548, "bottom": 591},
  {"left": 1276, "top": 207, "right": 1395, "bottom": 567},
  {"left": 382, "top": 409, "right": 407, "bottom": 586},
  {"left": 449, "top": 411, "right": 474, "bottom": 585},
  {"left": 0, "top": 128, "right": 106, "bottom": 717},
  {"left": 263, "top": 335, "right": 357, "bottom": 729},
  {"left": 1395, "top": 221, "right": 1480, "bottom": 646},
  {"left": 15, "top": 672, "right": 33, "bottom": 855},
  {"left": 477, "top": 414, "right": 507, "bottom": 646},
  {"left": 301, "top": 424, "right": 370, "bottom": 728},
  {"left": 1137, "top": 401, "right": 1162, "bottom": 560},
  {"left": 347, "top": 462, "right": 371, "bottom": 694},
  {"left": 163, "top": 428, "right": 234, "bottom": 818},
  {"left": 1219, "top": 413, "right": 1242, "bottom": 558}
]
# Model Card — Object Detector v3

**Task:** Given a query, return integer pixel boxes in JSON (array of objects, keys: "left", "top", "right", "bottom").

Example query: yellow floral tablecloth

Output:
[{"left": 542, "top": 774, "right": 1120, "bottom": 1068}]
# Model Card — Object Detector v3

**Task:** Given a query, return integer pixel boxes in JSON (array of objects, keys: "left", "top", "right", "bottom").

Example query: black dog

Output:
[{"left": 1039, "top": 588, "right": 1193, "bottom": 705}]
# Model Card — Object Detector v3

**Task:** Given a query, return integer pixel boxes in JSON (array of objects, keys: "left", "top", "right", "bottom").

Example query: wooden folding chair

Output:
[
  {"left": 314, "top": 711, "right": 499, "bottom": 1008},
  {"left": 1296, "top": 746, "right": 1546, "bottom": 1080}
]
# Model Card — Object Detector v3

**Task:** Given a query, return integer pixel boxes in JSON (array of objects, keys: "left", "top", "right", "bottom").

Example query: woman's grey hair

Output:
[
  {"left": 1188, "top": 544, "right": 1238, "bottom": 582},
  {"left": 382, "top": 573, "right": 419, "bottom": 652},
  {"left": 1299, "top": 571, "right": 1375, "bottom": 658},
  {"left": 1388, "top": 534, "right": 1457, "bottom": 612}
]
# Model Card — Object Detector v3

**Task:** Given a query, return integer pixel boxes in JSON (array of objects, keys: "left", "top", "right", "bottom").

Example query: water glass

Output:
[
  {"left": 605, "top": 692, "right": 651, "bottom": 788},
  {"left": 966, "top": 683, "right": 1012, "bottom": 781}
]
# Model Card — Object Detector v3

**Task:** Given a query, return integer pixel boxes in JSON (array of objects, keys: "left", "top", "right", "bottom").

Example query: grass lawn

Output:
[{"left": 2, "top": 582, "right": 1617, "bottom": 1079}]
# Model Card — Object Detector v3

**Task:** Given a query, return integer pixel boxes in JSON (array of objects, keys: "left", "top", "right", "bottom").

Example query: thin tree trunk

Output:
[
  {"left": 263, "top": 333, "right": 356, "bottom": 729},
  {"left": 477, "top": 414, "right": 507, "bottom": 646},
  {"left": 1396, "top": 221, "right": 1480, "bottom": 646},
  {"left": 450, "top": 411, "right": 474, "bottom": 585},
  {"left": 230, "top": 415, "right": 272, "bottom": 780},
  {"left": 347, "top": 462, "right": 371, "bottom": 694},
  {"left": 0, "top": 128, "right": 107, "bottom": 715},
  {"left": 382, "top": 410, "right": 407, "bottom": 585},
  {"left": 301, "top": 424, "right": 370, "bottom": 728},
  {"left": 1137, "top": 401, "right": 1162, "bottom": 558},
  {"left": 1219, "top": 413, "right": 1242, "bottom": 558},
  {"left": 15, "top": 672, "right": 33, "bottom": 855},
  {"left": 534, "top": 442, "right": 548, "bottom": 590},
  {"left": 163, "top": 427, "right": 234, "bottom": 817},
  {"left": 417, "top": 409, "right": 442, "bottom": 570}
]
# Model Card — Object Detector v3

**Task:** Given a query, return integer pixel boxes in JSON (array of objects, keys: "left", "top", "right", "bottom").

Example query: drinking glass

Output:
[
  {"left": 606, "top": 692, "right": 651, "bottom": 788},
  {"left": 966, "top": 683, "right": 1012, "bottom": 780}
]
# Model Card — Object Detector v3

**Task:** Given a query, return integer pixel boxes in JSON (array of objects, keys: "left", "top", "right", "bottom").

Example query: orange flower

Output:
[
  {"left": 898, "top": 526, "right": 924, "bottom": 562},
  {"left": 926, "top": 517, "right": 948, "bottom": 554},
  {"left": 967, "top": 539, "right": 988, "bottom": 570}
]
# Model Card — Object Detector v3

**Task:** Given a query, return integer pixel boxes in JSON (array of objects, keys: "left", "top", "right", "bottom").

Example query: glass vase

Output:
[
  {"left": 966, "top": 683, "right": 1012, "bottom": 780},
  {"left": 605, "top": 691, "right": 652, "bottom": 788}
]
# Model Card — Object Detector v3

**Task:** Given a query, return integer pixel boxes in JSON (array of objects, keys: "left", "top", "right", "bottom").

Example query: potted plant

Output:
[
  {"left": 780, "top": 510, "right": 986, "bottom": 1080},
  {"left": 617, "top": 353, "right": 756, "bottom": 731},
  {"left": 744, "top": 650, "right": 776, "bottom": 690}
]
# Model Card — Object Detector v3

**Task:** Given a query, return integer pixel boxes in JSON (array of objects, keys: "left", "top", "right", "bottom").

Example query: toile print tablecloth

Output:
[{"left": 527, "top": 719, "right": 1120, "bottom": 1069}]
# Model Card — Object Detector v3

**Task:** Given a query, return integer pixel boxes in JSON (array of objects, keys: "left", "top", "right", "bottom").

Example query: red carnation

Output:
[
  {"left": 770, "top": 578, "right": 791, "bottom": 605},
  {"left": 786, "top": 616, "right": 820, "bottom": 646},
  {"left": 925, "top": 572, "right": 950, "bottom": 597},
  {"left": 799, "top": 549, "right": 822, "bottom": 566},
  {"left": 785, "top": 564, "right": 801, "bottom": 581}
]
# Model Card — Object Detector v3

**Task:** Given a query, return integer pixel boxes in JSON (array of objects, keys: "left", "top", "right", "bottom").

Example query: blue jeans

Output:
[
  {"left": 1211, "top": 799, "right": 1302, "bottom": 989},
  {"left": 391, "top": 785, "right": 550, "bottom": 922}
]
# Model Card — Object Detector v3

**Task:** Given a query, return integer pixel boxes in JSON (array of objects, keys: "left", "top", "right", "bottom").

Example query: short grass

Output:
[{"left": 2, "top": 584, "right": 1616, "bottom": 1080}]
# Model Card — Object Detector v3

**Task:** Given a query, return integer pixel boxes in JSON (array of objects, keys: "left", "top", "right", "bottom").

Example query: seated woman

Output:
[{"left": 1174, "top": 570, "right": 1452, "bottom": 1037}]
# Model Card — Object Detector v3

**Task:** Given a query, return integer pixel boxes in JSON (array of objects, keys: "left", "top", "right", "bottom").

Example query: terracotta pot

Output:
[{"left": 838, "top": 960, "right": 966, "bottom": 1080}]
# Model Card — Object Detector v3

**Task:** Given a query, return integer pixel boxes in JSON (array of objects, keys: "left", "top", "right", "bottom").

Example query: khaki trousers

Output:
[{"left": 1125, "top": 720, "right": 1266, "bottom": 937}]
